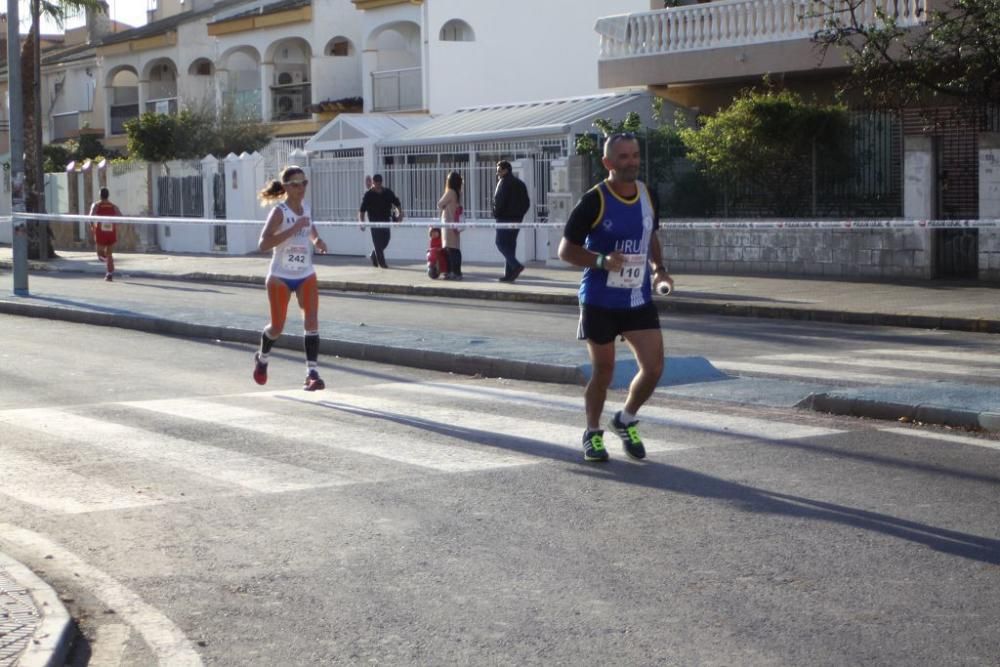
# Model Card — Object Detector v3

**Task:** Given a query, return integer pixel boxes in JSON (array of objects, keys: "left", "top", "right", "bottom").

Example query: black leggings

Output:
[{"left": 446, "top": 247, "right": 462, "bottom": 276}]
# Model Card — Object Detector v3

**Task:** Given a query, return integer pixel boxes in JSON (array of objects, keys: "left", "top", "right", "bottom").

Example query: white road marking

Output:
[
  {"left": 0, "top": 408, "right": 340, "bottom": 494},
  {"left": 711, "top": 360, "right": 898, "bottom": 385},
  {"left": 857, "top": 348, "right": 1000, "bottom": 365},
  {"left": 127, "top": 397, "right": 541, "bottom": 472},
  {"left": 757, "top": 352, "right": 1000, "bottom": 378},
  {"left": 0, "top": 447, "right": 163, "bottom": 514},
  {"left": 881, "top": 427, "right": 1000, "bottom": 452},
  {"left": 335, "top": 382, "right": 844, "bottom": 441},
  {"left": 88, "top": 623, "right": 132, "bottom": 667},
  {"left": 0, "top": 525, "right": 203, "bottom": 666},
  {"left": 265, "top": 390, "right": 705, "bottom": 455}
]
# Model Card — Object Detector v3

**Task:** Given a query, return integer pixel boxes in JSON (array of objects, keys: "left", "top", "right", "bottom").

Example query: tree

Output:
[
  {"left": 21, "top": 0, "right": 105, "bottom": 258},
  {"left": 125, "top": 113, "right": 183, "bottom": 164},
  {"left": 125, "top": 104, "right": 272, "bottom": 164},
  {"left": 678, "top": 87, "right": 851, "bottom": 216},
  {"left": 812, "top": 0, "right": 1000, "bottom": 109}
]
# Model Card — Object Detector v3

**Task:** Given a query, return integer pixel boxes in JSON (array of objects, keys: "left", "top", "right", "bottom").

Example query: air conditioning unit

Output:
[{"left": 276, "top": 93, "right": 304, "bottom": 115}]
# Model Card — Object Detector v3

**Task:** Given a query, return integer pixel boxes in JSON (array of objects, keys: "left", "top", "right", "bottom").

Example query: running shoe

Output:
[
  {"left": 608, "top": 411, "right": 646, "bottom": 460},
  {"left": 252, "top": 352, "right": 268, "bottom": 385},
  {"left": 304, "top": 369, "right": 326, "bottom": 391},
  {"left": 582, "top": 430, "right": 609, "bottom": 462},
  {"left": 104, "top": 273, "right": 113, "bottom": 282}
]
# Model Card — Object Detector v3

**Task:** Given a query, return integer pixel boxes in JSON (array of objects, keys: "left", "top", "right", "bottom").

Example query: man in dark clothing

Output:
[
  {"left": 359, "top": 174, "right": 403, "bottom": 268},
  {"left": 493, "top": 160, "right": 530, "bottom": 282}
]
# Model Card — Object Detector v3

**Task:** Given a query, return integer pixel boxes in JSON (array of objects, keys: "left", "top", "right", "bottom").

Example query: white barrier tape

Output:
[
  {"left": 667, "top": 219, "right": 1000, "bottom": 230},
  {"left": 1, "top": 214, "right": 999, "bottom": 230},
  {"left": 0, "top": 213, "right": 554, "bottom": 230}
]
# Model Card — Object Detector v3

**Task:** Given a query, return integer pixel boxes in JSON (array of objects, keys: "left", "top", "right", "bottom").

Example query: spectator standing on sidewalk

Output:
[
  {"left": 252, "top": 166, "right": 329, "bottom": 391},
  {"left": 359, "top": 174, "right": 402, "bottom": 269},
  {"left": 558, "top": 133, "right": 674, "bottom": 463},
  {"left": 89, "top": 187, "right": 122, "bottom": 281},
  {"left": 437, "top": 171, "right": 464, "bottom": 280},
  {"left": 492, "top": 161, "right": 531, "bottom": 282}
]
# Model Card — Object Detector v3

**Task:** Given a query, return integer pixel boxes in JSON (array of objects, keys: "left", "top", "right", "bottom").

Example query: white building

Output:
[{"left": 355, "top": 0, "right": 651, "bottom": 115}]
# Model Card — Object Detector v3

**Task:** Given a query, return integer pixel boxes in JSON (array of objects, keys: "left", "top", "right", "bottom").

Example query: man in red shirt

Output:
[{"left": 89, "top": 187, "right": 122, "bottom": 281}]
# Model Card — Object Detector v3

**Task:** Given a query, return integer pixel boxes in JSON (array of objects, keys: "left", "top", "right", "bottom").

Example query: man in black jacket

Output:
[
  {"left": 493, "top": 161, "right": 529, "bottom": 282},
  {"left": 359, "top": 174, "right": 403, "bottom": 269}
]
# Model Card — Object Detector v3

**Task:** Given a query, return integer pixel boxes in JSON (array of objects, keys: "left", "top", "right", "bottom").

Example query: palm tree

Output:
[{"left": 21, "top": 0, "right": 104, "bottom": 258}]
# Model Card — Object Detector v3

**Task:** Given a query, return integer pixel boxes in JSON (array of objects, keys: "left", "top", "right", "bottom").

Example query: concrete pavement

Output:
[{"left": 0, "top": 246, "right": 998, "bottom": 665}]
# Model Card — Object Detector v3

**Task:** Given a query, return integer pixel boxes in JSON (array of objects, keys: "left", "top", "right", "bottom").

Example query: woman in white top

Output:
[
  {"left": 251, "top": 166, "right": 329, "bottom": 391},
  {"left": 437, "top": 170, "right": 464, "bottom": 280}
]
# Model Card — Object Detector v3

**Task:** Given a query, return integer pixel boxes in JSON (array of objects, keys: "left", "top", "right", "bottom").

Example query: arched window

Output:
[
  {"left": 439, "top": 19, "right": 474, "bottom": 42},
  {"left": 325, "top": 36, "right": 353, "bottom": 57},
  {"left": 189, "top": 58, "right": 213, "bottom": 76}
]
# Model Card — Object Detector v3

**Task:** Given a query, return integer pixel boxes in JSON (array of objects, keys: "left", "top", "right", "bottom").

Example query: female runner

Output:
[{"left": 252, "top": 166, "right": 328, "bottom": 390}]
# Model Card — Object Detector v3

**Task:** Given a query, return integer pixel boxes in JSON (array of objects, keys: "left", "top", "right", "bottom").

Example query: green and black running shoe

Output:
[
  {"left": 609, "top": 411, "right": 646, "bottom": 460},
  {"left": 582, "top": 430, "right": 609, "bottom": 462}
]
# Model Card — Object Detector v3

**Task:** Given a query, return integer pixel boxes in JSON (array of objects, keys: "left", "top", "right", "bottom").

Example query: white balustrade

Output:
[{"left": 598, "top": 0, "right": 928, "bottom": 58}]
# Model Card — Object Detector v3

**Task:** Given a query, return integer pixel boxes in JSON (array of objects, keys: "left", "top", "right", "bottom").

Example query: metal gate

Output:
[
  {"left": 310, "top": 152, "right": 366, "bottom": 221},
  {"left": 156, "top": 175, "right": 204, "bottom": 218},
  {"left": 212, "top": 171, "right": 227, "bottom": 250},
  {"left": 377, "top": 137, "right": 569, "bottom": 221}
]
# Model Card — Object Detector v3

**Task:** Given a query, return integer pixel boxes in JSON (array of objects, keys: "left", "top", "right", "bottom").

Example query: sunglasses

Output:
[
  {"left": 607, "top": 132, "right": 637, "bottom": 142},
  {"left": 285, "top": 179, "right": 308, "bottom": 187}
]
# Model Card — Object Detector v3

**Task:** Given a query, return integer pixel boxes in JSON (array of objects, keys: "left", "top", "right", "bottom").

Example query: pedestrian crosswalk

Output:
[
  {"left": 712, "top": 346, "right": 1000, "bottom": 385},
  {"left": 0, "top": 379, "right": 992, "bottom": 517}
]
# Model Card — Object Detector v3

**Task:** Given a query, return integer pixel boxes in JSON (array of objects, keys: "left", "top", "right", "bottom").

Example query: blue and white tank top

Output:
[
  {"left": 579, "top": 181, "right": 656, "bottom": 309},
  {"left": 267, "top": 202, "right": 315, "bottom": 280}
]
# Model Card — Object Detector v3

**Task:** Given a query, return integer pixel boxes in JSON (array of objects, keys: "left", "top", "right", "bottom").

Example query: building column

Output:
[
  {"left": 362, "top": 49, "right": 377, "bottom": 112},
  {"left": 260, "top": 62, "right": 274, "bottom": 122},
  {"left": 978, "top": 132, "right": 1000, "bottom": 281},
  {"left": 214, "top": 67, "right": 228, "bottom": 114},
  {"left": 903, "top": 135, "right": 935, "bottom": 278},
  {"left": 137, "top": 78, "right": 150, "bottom": 116}
]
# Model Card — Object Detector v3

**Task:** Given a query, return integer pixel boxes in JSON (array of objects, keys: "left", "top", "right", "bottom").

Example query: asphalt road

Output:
[{"left": 1, "top": 316, "right": 999, "bottom": 665}]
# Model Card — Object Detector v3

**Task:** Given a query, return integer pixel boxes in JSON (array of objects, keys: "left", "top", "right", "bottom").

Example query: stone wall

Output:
[{"left": 660, "top": 227, "right": 933, "bottom": 279}]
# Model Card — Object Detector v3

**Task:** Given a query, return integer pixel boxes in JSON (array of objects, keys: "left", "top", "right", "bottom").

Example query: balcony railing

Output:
[
  {"left": 231, "top": 89, "right": 262, "bottom": 120},
  {"left": 145, "top": 97, "right": 178, "bottom": 115},
  {"left": 597, "top": 0, "right": 927, "bottom": 58},
  {"left": 110, "top": 103, "right": 140, "bottom": 135},
  {"left": 52, "top": 111, "right": 79, "bottom": 141},
  {"left": 372, "top": 66, "right": 422, "bottom": 112}
]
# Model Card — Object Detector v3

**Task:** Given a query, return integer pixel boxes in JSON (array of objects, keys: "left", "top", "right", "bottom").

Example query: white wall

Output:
[{"left": 424, "top": 0, "right": 649, "bottom": 114}]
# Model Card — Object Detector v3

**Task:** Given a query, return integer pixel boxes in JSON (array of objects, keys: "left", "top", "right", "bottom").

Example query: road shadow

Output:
[{"left": 280, "top": 395, "right": 1000, "bottom": 566}]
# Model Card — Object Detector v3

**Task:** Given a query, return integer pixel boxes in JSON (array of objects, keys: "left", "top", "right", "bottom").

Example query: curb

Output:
[
  {"left": 0, "top": 552, "right": 72, "bottom": 667},
  {"left": 0, "top": 301, "right": 731, "bottom": 389},
  {"left": 0, "top": 300, "right": 584, "bottom": 385},
  {"left": 797, "top": 393, "right": 1000, "bottom": 431}
]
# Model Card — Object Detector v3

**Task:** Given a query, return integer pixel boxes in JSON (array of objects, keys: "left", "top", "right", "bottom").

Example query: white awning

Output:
[
  {"left": 379, "top": 91, "right": 660, "bottom": 147},
  {"left": 305, "top": 113, "right": 431, "bottom": 153}
]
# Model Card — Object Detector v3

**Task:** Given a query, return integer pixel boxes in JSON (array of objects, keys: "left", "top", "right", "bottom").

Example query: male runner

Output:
[{"left": 558, "top": 133, "right": 674, "bottom": 462}]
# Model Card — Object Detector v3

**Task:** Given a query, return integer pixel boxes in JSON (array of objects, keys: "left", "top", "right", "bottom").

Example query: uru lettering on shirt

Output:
[{"left": 617, "top": 238, "right": 645, "bottom": 254}]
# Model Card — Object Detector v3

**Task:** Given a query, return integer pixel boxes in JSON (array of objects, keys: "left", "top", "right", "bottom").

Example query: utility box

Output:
[{"left": 544, "top": 191, "right": 575, "bottom": 266}]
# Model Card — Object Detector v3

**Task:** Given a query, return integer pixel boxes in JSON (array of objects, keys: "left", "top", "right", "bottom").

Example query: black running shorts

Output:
[{"left": 577, "top": 301, "right": 660, "bottom": 345}]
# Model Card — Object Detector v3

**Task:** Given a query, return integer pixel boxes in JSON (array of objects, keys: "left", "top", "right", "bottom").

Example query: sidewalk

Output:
[
  {"left": 3, "top": 248, "right": 999, "bottom": 332},
  {"left": 0, "top": 247, "right": 998, "bottom": 666}
]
